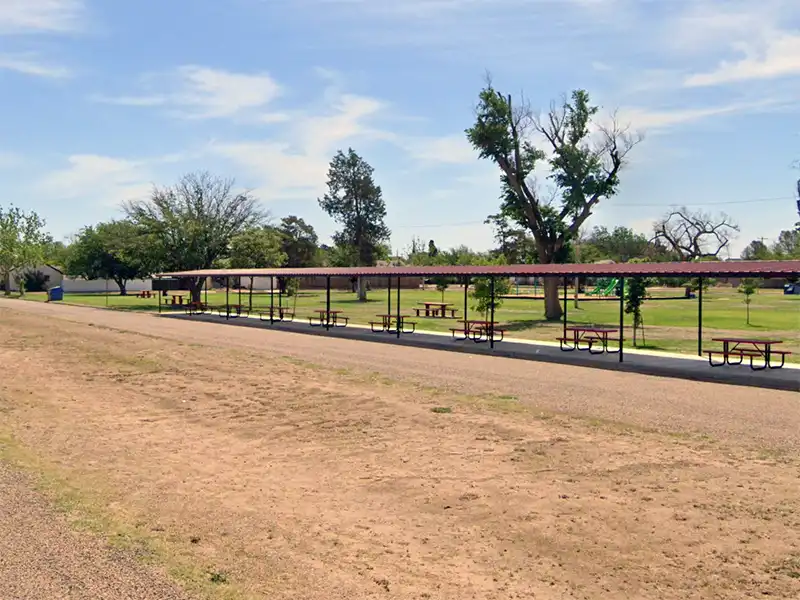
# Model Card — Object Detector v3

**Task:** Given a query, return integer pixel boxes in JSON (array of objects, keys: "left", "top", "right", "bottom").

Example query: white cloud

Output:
[
  {"left": 211, "top": 90, "right": 388, "bottom": 199},
  {"left": 0, "top": 53, "right": 70, "bottom": 77},
  {"left": 0, "top": 0, "right": 84, "bottom": 35},
  {"left": 616, "top": 100, "right": 778, "bottom": 132},
  {"left": 398, "top": 134, "right": 478, "bottom": 165},
  {"left": 93, "top": 65, "right": 283, "bottom": 120},
  {"left": 36, "top": 154, "right": 153, "bottom": 207},
  {"left": 685, "top": 33, "right": 800, "bottom": 87}
]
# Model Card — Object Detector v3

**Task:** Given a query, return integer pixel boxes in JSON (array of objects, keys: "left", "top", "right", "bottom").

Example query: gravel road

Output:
[{"left": 0, "top": 462, "right": 193, "bottom": 600}]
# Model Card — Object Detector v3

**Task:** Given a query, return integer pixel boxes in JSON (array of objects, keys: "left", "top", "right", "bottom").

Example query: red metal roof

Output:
[{"left": 159, "top": 260, "right": 800, "bottom": 279}]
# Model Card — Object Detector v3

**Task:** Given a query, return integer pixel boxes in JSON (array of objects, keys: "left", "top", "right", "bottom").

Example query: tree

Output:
[
  {"left": 624, "top": 263, "right": 652, "bottom": 347},
  {"left": 123, "top": 171, "right": 265, "bottom": 303},
  {"left": 485, "top": 213, "right": 537, "bottom": 264},
  {"left": 466, "top": 83, "right": 640, "bottom": 320},
  {"left": 65, "top": 220, "right": 151, "bottom": 295},
  {"left": 583, "top": 226, "right": 657, "bottom": 263},
  {"left": 470, "top": 256, "right": 512, "bottom": 317},
  {"left": 42, "top": 239, "right": 70, "bottom": 269},
  {"left": 229, "top": 227, "right": 287, "bottom": 269},
  {"left": 772, "top": 228, "right": 800, "bottom": 259},
  {"left": 738, "top": 278, "right": 759, "bottom": 325},
  {"left": 427, "top": 239, "right": 439, "bottom": 258},
  {"left": 651, "top": 208, "right": 739, "bottom": 261},
  {"left": 740, "top": 239, "right": 773, "bottom": 260},
  {"left": 318, "top": 148, "right": 390, "bottom": 300},
  {"left": 0, "top": 205, "right": 48, "bottom": 296},
  {"left": 278, "top": 216, "right": 319, "bottom": 267}
]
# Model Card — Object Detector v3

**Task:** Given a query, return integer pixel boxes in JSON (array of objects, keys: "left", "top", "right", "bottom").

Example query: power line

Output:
[{"left": 392, "top": 195, "right": 795, "bottom": 229}]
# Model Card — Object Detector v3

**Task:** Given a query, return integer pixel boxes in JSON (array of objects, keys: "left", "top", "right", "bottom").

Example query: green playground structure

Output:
[{"left": 587, "top": 277, "right": 620, "bottom": 297}]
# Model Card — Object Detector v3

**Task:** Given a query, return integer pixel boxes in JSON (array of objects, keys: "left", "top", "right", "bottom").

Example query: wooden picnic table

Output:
[
  {"left": 451, "top": 320, "right": 505, "bottom": 343},
  {"left": 370, "top": 314, "right": 416, "bottom": 333},
  {"left": 707, "top": 337, "right": 790, "bottom": 370},
  {"left": 415, "top": 302, "right": 458, "bottom": 318},
  {"left": 309, "top": 309, "right": 348, "bottom": 327},
  {"left": 258, "top": 306, "right": 295, "bottom": 322},
  {"left": 169, "top": 294, "right": 186, "bottom": 305},
  {"left": 558, "top": 326, "right": 620, "bottom": 354},
  {"left": 217, "top": 304, "right": 248, "bottom": 318},
  {"left": 183, "top": 300, "right": 208, "bottom": 315}
]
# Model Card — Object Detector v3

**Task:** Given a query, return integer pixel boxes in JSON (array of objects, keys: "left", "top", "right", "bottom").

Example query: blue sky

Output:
[{"left": 1, "top": 0, "right": 799, "bottom": 257}]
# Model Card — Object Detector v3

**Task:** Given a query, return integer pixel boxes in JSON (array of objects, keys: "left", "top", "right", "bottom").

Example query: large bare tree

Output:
[
  {"left": 651, "top": 207, "right": 739, "bottom": 261},
  {"left": 467, "top": 83, "right": 641, "bottom": 320}
]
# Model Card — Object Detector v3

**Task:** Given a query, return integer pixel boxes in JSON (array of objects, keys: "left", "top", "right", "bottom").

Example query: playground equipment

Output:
[{"left": 587, "top": 277, "right": 620, "bottom": 297}]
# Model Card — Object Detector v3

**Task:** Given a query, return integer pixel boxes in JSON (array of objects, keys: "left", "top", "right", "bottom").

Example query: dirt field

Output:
[{"left": 1, "top": 299, "right": 799, "bottom": 599}]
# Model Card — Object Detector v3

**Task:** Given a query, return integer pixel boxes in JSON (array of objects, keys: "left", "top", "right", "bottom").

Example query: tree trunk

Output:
[
  {"left": 116, "top": 279, "right": 127, "bottom": 296},
  {"left": 189, "top": 278, "right": 202, "bottom": 303},
  {"left": 357, "top": 277, "right": 367, "bottom": 302},
  {"left": 543, "top": 277, "right": 563, "bottom": 320}
]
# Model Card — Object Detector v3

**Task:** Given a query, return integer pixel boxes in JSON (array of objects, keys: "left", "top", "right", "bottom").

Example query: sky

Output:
[{"left": 1, "top": 0, "right": 799, "bottom": 257}]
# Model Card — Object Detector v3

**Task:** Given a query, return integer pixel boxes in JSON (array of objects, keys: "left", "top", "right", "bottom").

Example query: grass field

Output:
[
  {"left": 2, "top": 300, "right": 800, "bottom": 599},
  {"left": 18, "top": 285, "right": 800, "bottom": 360}
]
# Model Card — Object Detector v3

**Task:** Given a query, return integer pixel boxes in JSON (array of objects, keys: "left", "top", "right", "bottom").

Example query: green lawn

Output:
[{"left": 17, "top": 285, "right": 800, "bottom": 361}]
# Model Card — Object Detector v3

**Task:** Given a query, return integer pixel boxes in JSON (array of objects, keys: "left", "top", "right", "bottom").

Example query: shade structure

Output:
[{"left": 158, "top": 259, "right": 800, "bottom": 280}]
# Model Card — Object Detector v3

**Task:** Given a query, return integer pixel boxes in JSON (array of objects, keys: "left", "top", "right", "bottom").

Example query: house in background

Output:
[
  {"left": 3, "top": 265, "right": 153, "bottom": 294},
  {"left": 4, "top": 264, "right": 64, "bottom": 292}
]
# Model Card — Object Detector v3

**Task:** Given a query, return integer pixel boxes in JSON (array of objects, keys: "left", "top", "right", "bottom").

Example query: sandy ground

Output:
[{"left": 1, "top": 298, "right": 800, "bottom": 599}]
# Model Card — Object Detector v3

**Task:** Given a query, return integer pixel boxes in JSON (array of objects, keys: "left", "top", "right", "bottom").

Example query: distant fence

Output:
[{"left": 61, "top": 278, "right": 153, "bottom": 294}]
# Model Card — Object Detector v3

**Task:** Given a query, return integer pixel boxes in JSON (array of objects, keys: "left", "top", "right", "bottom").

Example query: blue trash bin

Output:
[{"left": 48, "top": 286, "right": 64, "bottom": 302}]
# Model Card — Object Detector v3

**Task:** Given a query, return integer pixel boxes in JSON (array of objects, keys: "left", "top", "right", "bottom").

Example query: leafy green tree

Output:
[
  {"left": 470, "top": 257, "right": 512, "bottom": 318},
  {"left": 0, "top": 205, "right": 49, "bottom": 296},
  {"left": 42, "top": 239, "right": 70, "bottom": 269},
  {"left": 278, "top": 216, "right": 319, "bottom": 267},
  {"left": 229, "top": 227, "right": 287, "bottom": 269},
  {"left": 740, "top": 239, "right": 773, "bottom": 260},
  {"left": 772, "top": 228, "right": 800, "bottom": 259},
  {"left": 738, "top": 278, "right": 759, "bottom": 325},
  {"left": 66, "top": 220, "right": 151, "bottom": 295},
  {"left": 124, "top": 171, "right": 265, "bottom": 303},
  {"left": 466, "top": 83, "right": 640, "bottom": 320},
  {"left": 583, "top": 226, "right": 657, "bottom": 263},
  {"left": 485, "top": 213, "right": 537, "bottom": 263},
  {"left": 624, "top": 262, "right": 652, "bottom": 347},
  {"left": 318, "top": 148, "right": 390, "bottom": 300},
  {"left": 427, "top": 240, "right": 439, "bottom": 258}
]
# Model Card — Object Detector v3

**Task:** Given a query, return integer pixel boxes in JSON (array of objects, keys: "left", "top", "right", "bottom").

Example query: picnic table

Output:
[
  {"left": 558, "top": 327, "right": 620, "bottom": 354},
  {"left": 169, "top": 294, "right": 186, "bottom": 306},
  {"left": 184, "top": 301, "right": 208, "bottom": 315},
  {"left": 216, "top": 304, "right": 248, "bottom": 318},
  {"left": 451, "top": 320, "right": 505, "bottom": 343},
  {"left": 707, "top": 337, "right": 791, "bottom": 370},
  {"left": 415, "top": 302, "right": 458, "bottom": 318},
  {"left": 258, "top": 306, "right": 295, "bottom": 322},
  {"left": 369, "top": 314, "right": 417, "bottom": 333},
  {"left": 309, "top": 309, "right": 348, "bottom": 327}
]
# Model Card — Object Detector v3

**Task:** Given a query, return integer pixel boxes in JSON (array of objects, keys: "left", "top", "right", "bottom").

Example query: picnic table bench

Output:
[
  {"left": 451, "top": 320, "right": 506, "bottom": 343},
  {"left": 706, "top": 338, "right": 791, "bottom": 370},
  {"left": 258, "top": 306, "right": 295, "bottom": 322},
  {"left": 184, "top": 301, "right": 209, "bottom": 315},
  {"left": 309, "top": 309, "right": 348, "bottom": 327},
  {"left": 414, "top": 302, "right": 459, "bottom": 319},
  {"left": 557, "top": 327, "right": 620, "bottom": 354},
  {"left": 136, "top": 290, "right": 154, "bottom": 299},
  {"left": 217, "top": 304, "right": 249, "bottom": 318},
  {"left": 369, "top": 314, "right": 417, "bottom": 333}
]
